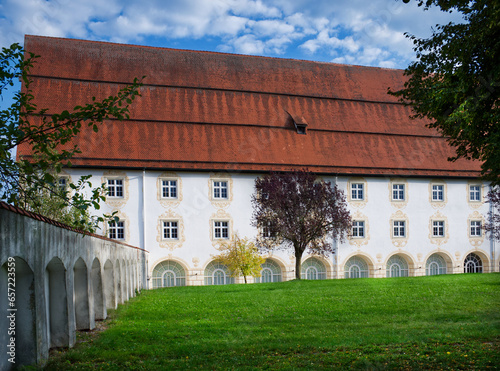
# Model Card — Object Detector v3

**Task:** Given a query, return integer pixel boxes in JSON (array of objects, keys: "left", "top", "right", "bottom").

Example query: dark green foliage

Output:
[{"left": 390, "top": 0, "right": 500, "bottom": 185}]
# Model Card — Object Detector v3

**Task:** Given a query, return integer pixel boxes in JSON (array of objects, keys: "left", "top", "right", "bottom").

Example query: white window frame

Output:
[
  {"left": 432, "top": 221, "right": 445, "bottom": 237},
  {"left": 392, "top": 184, "right": 405, "bottom": 201},
  {"left": 393, "top": 220, "right": 406, "bottom": 238},
  {"left": 107, "top": 178, "right": 124, "bottom": 198},
  {"left": 352, "top": 221, "right": 365, "bottom": 238},
  {"left": 161, "top": 179, "right": 178, "bottom": 199},
  {"left": 58, "top": 176, "right": 69, "bottom": 192},
  {"left": 470, "top": 220, "right": 482, "bottom": 237},
  {"left": 162, "top": 220, "right": 179, "bottom": 240},
  {"left": 213, "top": 221, "right": 229, "bottom": 239},
  {"left": 213, "top": 180, "right": 229, "bottom": 199},
  {"left": 469, "top": 185, "right": 481, "bottom": 202},
  {"left": 108, "top": 220, "right": 125, "bottom": 240},
  {"left": 351, "top": 183, "right": 364, "bottom": 200},
  {"left": 261, "top": 221, "right": 276, "bottom": 238},
  {"left": 431, "top": 184, "right": 444, "bottom": 201}
]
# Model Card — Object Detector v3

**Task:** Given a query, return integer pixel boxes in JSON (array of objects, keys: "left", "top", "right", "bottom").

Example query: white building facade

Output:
[{"left": 20, "top": 35, "right": 498, "bottom": 288}]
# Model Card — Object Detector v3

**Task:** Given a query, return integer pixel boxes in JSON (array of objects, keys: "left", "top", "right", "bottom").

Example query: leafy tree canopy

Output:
[
  {"left": 213, "top": 233, "right": 265, "bottom": 284},
  {"left": 391, "top": 0, "right": 500, "bottom": 185},
  {"left": 251, "top": 170, "right": 351, "bottom": 280},
  {"left": 0, "top": 43, "right": 142, "bottom": 232},
  {"left": 484, "top": 187, "right": 500, "bottom": 241}
]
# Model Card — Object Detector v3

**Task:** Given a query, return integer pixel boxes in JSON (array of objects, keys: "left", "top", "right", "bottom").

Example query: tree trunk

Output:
[{"left": 295, "top": 249, "right": 303, "bottom": 280}]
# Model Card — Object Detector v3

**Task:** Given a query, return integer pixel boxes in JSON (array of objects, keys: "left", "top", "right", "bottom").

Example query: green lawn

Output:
[{"left": 44, "top": 274, "right": 500, "bottom": 370}]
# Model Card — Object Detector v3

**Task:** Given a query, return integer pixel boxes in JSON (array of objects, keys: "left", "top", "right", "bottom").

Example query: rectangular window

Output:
[
  {"left": 469, "top": 185, "right": 481, "bottom": 201},
  {"left": 392, "top": 184, "right": 405, "bottom": 201},
  {"left": 351, "top": 183, "right": 364, "bottom": 200},
  {"left": 470, "top": 221, "right": 482, "bottom": 237},
  {"left": 109, "top": 220, "right": 125, "bottom": 240},
  {"left": 393, "top": 221, "right": 406, "bottom": 237},
  {"left": 213, "top": 181, "right": 228, "bottom": 199},
  {"left": 58, "top": 177, "right": 68, "bottom": 193},
  {"left": 432, "top": 185, "right": 444, "bottom": 201},
  {"left": 432, "top": 221, "right": 445, "bottom": 237},
  {"left": 163, "top": 221, "right": 178, "bottom": 239},
  {"left": 107, "top": 179, "right": 124, "bottom": 198},
  {"left": 262, "top": 221, "right": 276, "bottom": 238},
  {"left": 214, "top": 221, "right": 229, "bottom": 239},
  {"left": 352, "top": 221, "right": 365, "bottom": 238},
  {"left": 161, "top": 180, "right": 177, "bottom": 199}
]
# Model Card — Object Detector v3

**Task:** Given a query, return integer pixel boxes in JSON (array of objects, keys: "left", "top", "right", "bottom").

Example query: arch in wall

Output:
[
  {"left": 73, "top": 258, "right": 90, "bottom": 330},
  {"left": 152, "top": 260, "right": 187, "bottom": 288},
  {"left": 91, "top": 258, "right": 105, "bottom": 321},
  {"left": 128, "top": 260, "right": 133, "bottom": 298},
  {"left": 121, "top": 259, "right": 128, "bottom": 302},
  {"left": 45, "top": 257, "right": 69, "bottom": 348},
  {"left": 463, "top": 252, "right": 487, "bottom": 273},
  {"left": 103, "top": 259, "right": 116, "bottom": 310},
  {"left": 343, "top": 255, "right": 371, "bottom": 279},
  {"left": 385, "top": 253, "right": 414, "bottom": 278},
  {"left": 422, "top": 250, "right": 453, "bottom": 275},
  {"left": 115, "top": 259, "right": 122, "bottom": 304},
  {"left": 204, "top": 260, "right": 234, "bottom": 285},
  {"left": 300, "top": 257, "right": 327, "bottom": 280},
  {"left": 255, "top": 258, "right": 282, "bottom": 283},
  {"left": 425, "top": 253, "right": 448, "bottom": 276},
  {"left": 0, "top": 257, "right": 37, "bottom": 368}
]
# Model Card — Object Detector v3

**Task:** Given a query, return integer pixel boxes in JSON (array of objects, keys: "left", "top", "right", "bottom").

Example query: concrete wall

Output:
[{"left": 0, "top": 203, "right": 148, "bottom": 370}]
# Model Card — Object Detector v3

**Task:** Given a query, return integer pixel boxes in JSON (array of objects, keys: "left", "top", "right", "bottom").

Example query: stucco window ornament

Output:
[
  {"left": 102, "top": 170, "right": 129, "bottom": 208},
  {"left": 209, "top": 209, "right": 233, "bottom": 248},
  {"left": 388, "top": 179, "right": 409, "bottom": 209},
  {"left": 428, "top": 211, "right": 449, "bottom": 246},
  {"left": 152, "top": 260, "right": 186, "bottom": 288},
  {"left": 157, "top": 172, "right": 183, "bottom": 208},
  {"left": 390, "top": 210, "right": 409, "bottom": 248},
  {"left": 208, "top": 173, "right": 233, "bottom": 209},
  {"left": 347, "top": 178, "right": 368, "bottom": 209},
  {"left": 105, "top": 210, "right": 130, "bottom": 242},
  {"left": 429, "top": 181, "right": 448, "bottom": 209},
  {"left": 467, "top": 182, "right": 485, "bottom": 209},
  {"left": 344, "top": 256, "right": 369, "bottom": 278},
  {"left": 156, "top": 210, "right": 185, "bottom": 251},
  {"left": 348, "top": 211, "right": 369, "bottom": 248},
  {"left": 467, "top": 211, "right": 485, "bottom": 247}
]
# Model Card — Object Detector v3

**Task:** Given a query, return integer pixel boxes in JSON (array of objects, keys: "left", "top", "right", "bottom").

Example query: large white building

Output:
[{"left": 20, "top": 35, "right": 498, "bottom": 288}]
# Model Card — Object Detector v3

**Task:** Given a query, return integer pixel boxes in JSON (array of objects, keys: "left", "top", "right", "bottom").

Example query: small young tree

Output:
[
  {"left": 484, "top": 187, "right": 500, "bottom": 241},
  {"left": 213, "top": 233, "right": 265, "bottom": 283},
  {"left": 251, "top": 170, "right": 351, "bottom": 280}
]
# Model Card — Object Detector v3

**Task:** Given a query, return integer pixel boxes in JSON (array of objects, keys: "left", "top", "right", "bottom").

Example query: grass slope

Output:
[{"left": 43, "top": 274, "right": 500, "bottom": 370}]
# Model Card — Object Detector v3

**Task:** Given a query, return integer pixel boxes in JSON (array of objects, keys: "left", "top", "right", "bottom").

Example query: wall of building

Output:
[
  {"left": 64, "top": 168, "right": 498, "bottom": 288},
  {"left": 0, "top": 204, "right": 148, "bottom": 370}
]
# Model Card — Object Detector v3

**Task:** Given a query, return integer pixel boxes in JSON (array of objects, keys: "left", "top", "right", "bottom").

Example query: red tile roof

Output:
[{"left": 18, "top": 35, "right": 482, "bottom": 178}]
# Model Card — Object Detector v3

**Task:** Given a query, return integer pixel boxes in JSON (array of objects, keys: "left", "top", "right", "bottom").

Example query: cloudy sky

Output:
[{"left": 0, "top": 0, "right": 463, "bottom": 69}]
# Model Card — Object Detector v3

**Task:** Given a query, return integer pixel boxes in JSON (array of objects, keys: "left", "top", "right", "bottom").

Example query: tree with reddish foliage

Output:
[
  {"left": 251, "top": 170, "right": 351, "bottom": 280},
  {"left": 484, "top": 188, "right": 500, "bottom": 241}
]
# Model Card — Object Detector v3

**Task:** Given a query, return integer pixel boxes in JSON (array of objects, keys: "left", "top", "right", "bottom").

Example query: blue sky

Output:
[{"left": 0, "top": 0, "right": 462, "bottom": 108}]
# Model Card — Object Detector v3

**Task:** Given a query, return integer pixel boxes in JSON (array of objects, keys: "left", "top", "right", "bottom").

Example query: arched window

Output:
[
  {"left": 204, "top": 261, "right": 235, "bottom": 285},
  {"left": 464, "top": 253, "right": 482, "bottom": 273},
  {"left": 152, "top": 260, "right": 186, "bottom": 288},
  {"left": 344, "top": 256, "right": 369, "bottom": 278},
  {"left": 425, "top": 254, "right": 447, "bottom": 276},
  {"left": 301, "top": 257, "right": 326, "bottom": 280},
  {"left": 386, "top": 255, "right": 409, "bottom": 277},
  {"left": 255, "top": 259, "right": 282, "bottom": 283}
]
